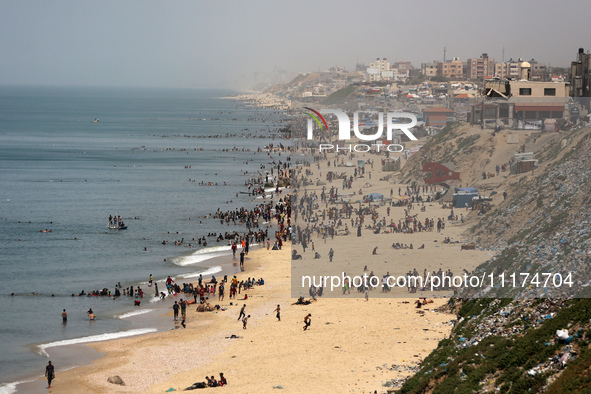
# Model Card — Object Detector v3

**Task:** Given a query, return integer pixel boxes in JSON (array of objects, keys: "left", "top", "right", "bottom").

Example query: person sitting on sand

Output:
[
  {"left": 219, "top": 373, "right": 227, "bottom": 386},
  {"left": 372, "top": 246, "right": 378, "bottom": 255},
  {"left": 294, "top": 296, "right": 311, "bottom": 305}
]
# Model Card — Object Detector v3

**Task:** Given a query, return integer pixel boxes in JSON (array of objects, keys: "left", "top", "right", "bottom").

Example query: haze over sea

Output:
[{"left": 0, "top": 86, "right": 287, "bottom": 389}]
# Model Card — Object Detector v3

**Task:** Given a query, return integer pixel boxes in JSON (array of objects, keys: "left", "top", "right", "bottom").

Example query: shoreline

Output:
[
  {"left": 10, "top": 246, "right": 266, "bottom": 394},
  {"left": 39, "top": 243, "right": 465, "bottom": 393},
  {"left": 19, "top": 144, "right": 499, "bottom": 393},
  {"left": 0, "top": 88, "right": 292, "bottom": 393},
  {"left": 15, "top": 244, "right": 274, "bottom": 393}
]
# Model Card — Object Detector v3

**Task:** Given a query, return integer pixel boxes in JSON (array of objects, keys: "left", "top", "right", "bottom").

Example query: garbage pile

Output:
[{"left": 463, "top": 131, "right": 591, "bottom": 298}]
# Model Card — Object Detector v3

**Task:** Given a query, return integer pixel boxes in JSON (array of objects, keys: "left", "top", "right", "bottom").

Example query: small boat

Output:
[
  {"left": 107, "top": 214, "right": 127, "bottom": 230},
  {"left": 108, "top": 224, "right": 127, "bottom": 230}
]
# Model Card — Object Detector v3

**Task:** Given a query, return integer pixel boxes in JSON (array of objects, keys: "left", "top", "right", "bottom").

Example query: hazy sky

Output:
[{"left": 0, "top": 0, "right": 589, "bottom": 89}]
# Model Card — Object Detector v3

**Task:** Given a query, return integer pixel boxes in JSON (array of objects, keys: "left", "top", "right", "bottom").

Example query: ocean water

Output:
[{"left": 0, "top": 86, "right": 288, "bottom": 388}]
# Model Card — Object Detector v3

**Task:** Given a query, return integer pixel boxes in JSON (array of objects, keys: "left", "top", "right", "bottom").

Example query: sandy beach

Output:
[
  {"left": 40, "top": 246, "right": 450, "bottom": 394},
  {"left": 30, "top": 141, "right": 498, "bottom": 394}
]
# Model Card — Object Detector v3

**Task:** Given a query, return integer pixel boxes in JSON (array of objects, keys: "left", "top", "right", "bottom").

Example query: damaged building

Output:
[{"left": 471, "top": 62, "right": 568, "bottom": 129}]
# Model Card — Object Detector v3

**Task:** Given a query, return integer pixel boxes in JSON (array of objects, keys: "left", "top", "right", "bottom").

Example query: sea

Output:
[{"left": 0, "top": 85, "right": 289, "bottom": 392}]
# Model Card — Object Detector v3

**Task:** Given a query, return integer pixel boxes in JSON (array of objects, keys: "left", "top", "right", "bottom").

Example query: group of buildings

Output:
[
  {"left": 368, "top": 54, "right": 550, "bottom": 82},
  {"left": 279, "top": 48, "right": 591, "bottom": 133},
  {"left": 363, "top": 50, "right": 591, "bottom": 130}
]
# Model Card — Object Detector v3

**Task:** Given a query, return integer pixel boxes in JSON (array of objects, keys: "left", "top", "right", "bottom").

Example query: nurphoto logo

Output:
[{"left": 304, "top": 107, "right": 418, "bottom": 141}]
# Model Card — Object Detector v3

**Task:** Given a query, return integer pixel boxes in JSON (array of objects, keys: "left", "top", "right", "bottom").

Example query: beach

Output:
[
  {"left": 0, "top": 86, "right": 292, "bottom": 391},
  {"left": 37, "top": 246, "right": 452, "bottom": 393},
  {"left": 32, "top": 138, "right": 496, "bottom": 393}
]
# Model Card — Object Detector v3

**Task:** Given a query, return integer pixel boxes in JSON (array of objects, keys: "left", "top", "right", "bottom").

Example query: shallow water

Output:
[{"left": 0, "top": 85, "right": 287, "bottom": 387}]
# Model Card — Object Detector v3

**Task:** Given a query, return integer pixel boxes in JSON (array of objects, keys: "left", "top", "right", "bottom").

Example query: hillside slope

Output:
[{"left": 391, "top": 126, "right": 591, "bottom": 393}]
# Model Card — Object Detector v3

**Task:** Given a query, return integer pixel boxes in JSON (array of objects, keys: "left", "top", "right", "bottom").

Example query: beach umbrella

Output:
[{"left": 368, "top": 193, "right": 384, "bottom": 199}]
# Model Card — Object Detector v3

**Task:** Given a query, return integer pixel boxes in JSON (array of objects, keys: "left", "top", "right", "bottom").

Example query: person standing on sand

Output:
[
  {"left": 242, "top": 314, "right": 250, "bottom": 329},
  {"left": 273, "top": 304, "right": 281, "bottom": 321},
  {"left": 238, "top": 304, "right": 246, "bottom": 321},
  {"left": 329, "top": 248, "right": 334, "bottom": 262},
  {"left": 240, "top": 250, "right": 245, "bottom": 269},
  {"left": 303, "top": 314, "right": 311, "bottom": 331},
  {"left": 45, "top": 361, "right": 55, "bottom": 388},
  {"left": 61, "top": 309, "right": 67, "bottom": 323}
]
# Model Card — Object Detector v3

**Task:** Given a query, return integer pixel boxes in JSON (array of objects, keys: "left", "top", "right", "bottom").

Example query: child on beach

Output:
[
  {"left": 273, "top": 304, "right": 281, "bottom": 321},
  {"left": 303, "top": 314, "right": 311, "bottom": 331},
  {"left": 242, "top": 314, "right": 250, "bottom": 329}
]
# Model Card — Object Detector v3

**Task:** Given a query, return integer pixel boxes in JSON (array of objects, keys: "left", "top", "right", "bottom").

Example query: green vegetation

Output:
[
  {"left": 322, "top": 86, "right": 356, "bottom": 105},
  {"left": 455, "top": 134, "right": 481, "bottom": 152},
  {"left": 399, "top": 299, "right": 591, "bottom": 394},
  {"left": 507, "top": 227, "right": 533, "bottom": 244},
  {"left": 532, "top": 211, "right": 569, "bottom": 237},
  {"left": 421, "top": 121, "right": 463, "bottom": 152},
  {"left": 431, "top": 75, "right": 450, "bottom": 82}
]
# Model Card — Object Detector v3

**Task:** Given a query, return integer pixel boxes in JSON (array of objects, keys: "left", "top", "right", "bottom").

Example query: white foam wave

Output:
[
  {"left": 37, "top": 328, "right": 158, "bottom": 357},
  {"left": 171, "top": 245, "right": 232, "bottom": 266},
  {"left": 117, "top": 309, "right": 154, "bottom": 319},
  {"left": 194, "top": 245, "right": 232, "bottom": 253},
  {"left": 180, "top": 265, "right": 222, "bottom": 279},
  {"left": 0, "top": 382, "right": 18, "bottom": 394},
  {"left": 264, "top": 186, "right": 286, "bottom": 193}
]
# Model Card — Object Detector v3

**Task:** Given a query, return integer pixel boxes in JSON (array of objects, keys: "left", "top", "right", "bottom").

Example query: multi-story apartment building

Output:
[
  {"left": 494, "top": 58, "right": 546, "bottom": 80},
  {"left": 494, "top": 61, "right": 520, "bottom": 79},
  {"left": 421, "top": 62, "right": 438, "bottom": 77},
  {"left": 466, "top": 53, "right": 495, "bottom": 79},
  {"left": 393, "top": 61, "right": 412, "bottom": 73},
  {"left": 437, "top": 58, "right": 464, "bottom": 79},
  {"left": 367, "top": 58, "right": 390, "bottom": 82},
  {"left": 571, "top": 48, "right": 591, "bottom": 97}
]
